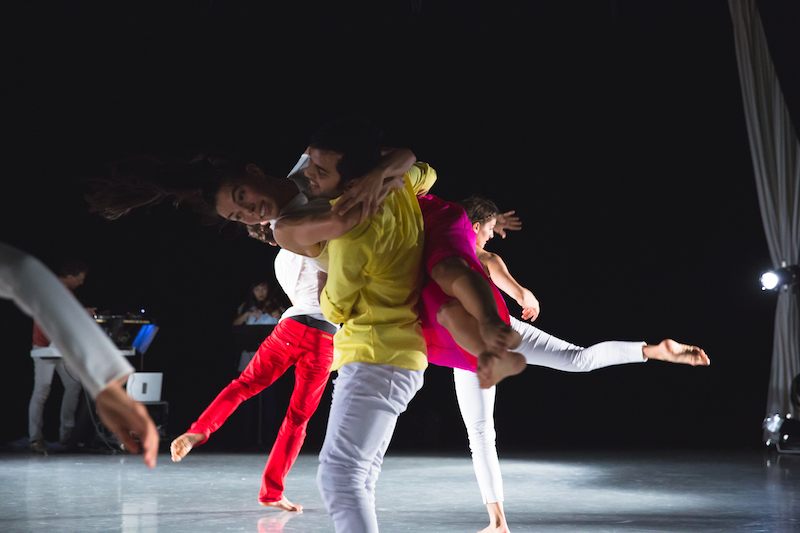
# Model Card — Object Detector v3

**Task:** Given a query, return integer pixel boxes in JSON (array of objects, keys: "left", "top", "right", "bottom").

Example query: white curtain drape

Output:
[{"left": 729, "top": 0, "right": 800, "bottom": 436}]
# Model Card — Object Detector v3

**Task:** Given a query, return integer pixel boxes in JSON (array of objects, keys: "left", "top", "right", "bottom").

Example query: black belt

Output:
[{"left": 288, "top": 315, "right": 338, "bottom": 335}]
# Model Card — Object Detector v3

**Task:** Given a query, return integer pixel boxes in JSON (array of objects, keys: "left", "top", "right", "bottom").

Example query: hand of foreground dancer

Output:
[
  {"left": 494, "top": 210, "right": 522, "bottom": 239},
  {"left": 95, "top": 381, "right": 159, "bottom": 468},
  {"left": 643, "top": 339, "right": 711, "bottom": 366},
  {"left": 335, "top": 146, "right": 415, "bottom": 221},
  {"left": 335, "top": 167, "right": 385, "bottom": 220},
  {"left": 337, "top": 172, "right": 405, "bottom": 222},
  {"left": 246, "top": 222, "right": 278, "bottom": 246}
]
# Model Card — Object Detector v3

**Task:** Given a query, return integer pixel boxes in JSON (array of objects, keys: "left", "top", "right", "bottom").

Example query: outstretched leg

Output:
[{"left": 509, "top": 317, "right": 710, "bottom": 371}]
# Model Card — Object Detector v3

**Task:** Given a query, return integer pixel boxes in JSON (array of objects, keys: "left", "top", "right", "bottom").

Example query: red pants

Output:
[{"left": 188, "top": 317, "right": 334, "bottom": 503}]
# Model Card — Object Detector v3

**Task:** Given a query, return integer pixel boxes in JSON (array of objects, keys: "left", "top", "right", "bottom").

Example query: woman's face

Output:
[
  {"left": 473, "top": 217, "right": 497, "bottom": 249},
  {"left": 252, "top": 283, "right": 269, "bottom": 302},
  {"left": 216, "top": 167, "right": 279, "bottom": 226}
]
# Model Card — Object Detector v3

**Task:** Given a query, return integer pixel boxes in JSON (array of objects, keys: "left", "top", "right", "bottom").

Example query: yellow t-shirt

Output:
[{"left": 320, "top": 162, "right": 437, "bottom": 371}]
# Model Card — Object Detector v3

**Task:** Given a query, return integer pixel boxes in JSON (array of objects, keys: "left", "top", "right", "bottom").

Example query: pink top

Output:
[{"left": 418, "top": 195, "right": 510, "bottom": 371}]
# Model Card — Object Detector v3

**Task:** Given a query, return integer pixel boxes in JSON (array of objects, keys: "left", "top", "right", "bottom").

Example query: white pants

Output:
[
  {"left": 454, "top": 317, "right": 646, "bottom": 504},
  {"left": 317, "top": 362, "right": 424, "bottom": 533},
  {"left": 28, "top": 356, "right": 82, "bottom": 441}
]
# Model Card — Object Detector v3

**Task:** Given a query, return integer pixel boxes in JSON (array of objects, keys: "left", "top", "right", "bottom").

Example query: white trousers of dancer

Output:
[
  {"left": 317, "top": 362, "right": 424, "bottom": 533},
  {"left": 454, "top": 316, "right": 646, "bottom": 504},
  {"left": 29, "top": 355, "right": 82, "bottom": 442}
]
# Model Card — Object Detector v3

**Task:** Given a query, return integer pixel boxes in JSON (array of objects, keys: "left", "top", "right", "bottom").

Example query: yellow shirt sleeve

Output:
[{"left": 406, "top": 162, "right": 437, "bottom": 196}]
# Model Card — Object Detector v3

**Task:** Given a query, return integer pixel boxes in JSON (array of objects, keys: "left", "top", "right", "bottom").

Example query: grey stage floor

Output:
[{"left": 1, "top": 449, "right": 798, "bottom": 532}]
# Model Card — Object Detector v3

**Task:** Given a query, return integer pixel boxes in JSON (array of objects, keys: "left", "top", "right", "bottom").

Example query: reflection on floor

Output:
[{"left": 0, "top": 449, "right": 798, "bottom": 532}]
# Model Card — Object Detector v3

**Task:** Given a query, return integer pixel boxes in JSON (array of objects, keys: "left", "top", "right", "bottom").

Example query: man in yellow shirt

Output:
[{"left": 303, "top": 119, "right": 435, "bottom": 533}]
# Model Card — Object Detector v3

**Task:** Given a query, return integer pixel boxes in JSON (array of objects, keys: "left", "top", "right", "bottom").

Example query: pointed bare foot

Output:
[
  {"left": 170, "top": 432, "right": 205, "bottom": 462},
  {"left": 476, "top": 351, "right": 526, "bottom": 389},
  {"left": 259, "top": 495, "right": 303, "bottom": 512},
  {"left": 643, "top": 339, "right": 710, "bottom": 366}
]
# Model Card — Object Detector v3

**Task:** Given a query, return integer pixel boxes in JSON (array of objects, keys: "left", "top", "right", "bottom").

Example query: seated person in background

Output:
[
  {"left": 233, "top": 278, "right": 284, "bottom": 327},
  {"left": 233, "top": 277, "right": 286, "bottom": 373},
  {"left": 28, "top": 258, "right": 94, "bottom": 454}
]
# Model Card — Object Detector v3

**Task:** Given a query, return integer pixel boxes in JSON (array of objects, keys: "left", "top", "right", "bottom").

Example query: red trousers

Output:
[{"left": 189, "top": 317, "right": 334, "bottom": 503}]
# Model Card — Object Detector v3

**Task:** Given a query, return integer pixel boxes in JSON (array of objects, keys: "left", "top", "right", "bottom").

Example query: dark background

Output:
[{"left": 2, "top": 1, "right": 798, "bottom": 454}]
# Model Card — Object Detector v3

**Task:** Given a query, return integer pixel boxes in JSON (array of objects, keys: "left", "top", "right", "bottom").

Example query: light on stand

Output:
[
  {"left": 764, "top": 376, "right": 800, "bottom": 453},
  {"left": 760, "top": 264, "right": 799, "bottom": 290}
]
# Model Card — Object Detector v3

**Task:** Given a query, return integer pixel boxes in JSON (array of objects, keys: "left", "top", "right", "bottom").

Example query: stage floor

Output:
[{"left": 1, "top": 449, "right": 798, "bottom": 532}]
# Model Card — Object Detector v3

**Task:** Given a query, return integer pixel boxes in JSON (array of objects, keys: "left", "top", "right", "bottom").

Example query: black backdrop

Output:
[{"left": 2, "top": 1, "right": 795, "bottom": 453}]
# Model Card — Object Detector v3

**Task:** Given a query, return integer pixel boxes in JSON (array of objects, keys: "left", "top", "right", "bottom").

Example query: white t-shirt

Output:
[{"left": 274, "top": 248, "right": 330, "bottom": 323}]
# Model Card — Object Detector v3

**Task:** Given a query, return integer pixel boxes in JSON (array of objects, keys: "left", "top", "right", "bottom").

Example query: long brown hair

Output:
[{"left": 84, "top": 154, "right": 241, "bottom": 223}]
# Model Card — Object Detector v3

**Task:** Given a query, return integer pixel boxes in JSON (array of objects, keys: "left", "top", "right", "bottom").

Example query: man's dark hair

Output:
[
  {"left": 309, "top": 118, "right": 383, "bottom": 183},
  {"left": 459, "top": 195, "right": 500, "bottom": 226},
  {"left": 57, "top": 258, "right": 89, "bottom": 278}
]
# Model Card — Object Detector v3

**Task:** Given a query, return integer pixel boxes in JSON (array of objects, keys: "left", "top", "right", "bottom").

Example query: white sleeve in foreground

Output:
[{"left": 0, "top": 243, "right": 134, "bottom": 398}]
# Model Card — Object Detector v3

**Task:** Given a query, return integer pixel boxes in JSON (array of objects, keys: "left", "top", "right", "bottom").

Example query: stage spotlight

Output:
[
  {"left": 764, "top": 413, "right": 783, "bottom": 433},
  {"left": 760, "top": 265, "right": 799, "bottom": 290},
  {"left": 761, "top": 272, "right": 780, "bottom": 290},
  {"left": 764, "top": 413, "right": 800, "bottom": 453}
]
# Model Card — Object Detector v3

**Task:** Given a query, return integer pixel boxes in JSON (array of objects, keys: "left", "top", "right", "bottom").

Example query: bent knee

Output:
[
  {"left": 430, "top": 256, "right": 470, "bottom": 283},
  {"left": 436, "top": 299, "right": 463, "bottom": 329}
]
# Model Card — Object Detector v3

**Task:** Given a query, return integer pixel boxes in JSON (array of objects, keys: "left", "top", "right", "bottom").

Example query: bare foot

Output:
[
  {"left": 476, "top": 351, "right": 526, "bottom": 389},
  {"left": 259, "top": 495, "right": 303, "bottom": 512},
  {"left": 643, "top": 339, "right": 711, "bottom": 366},
  {"left": 170, "top": 432, "right": 205, "bottom": 462},
  {"left": 480, "top": 318, "right": 520, "bottom": 354},
  {"left": 480, "top": 501, "right": 510, "bottom": 533},
  {"left": 479, "top": 524, "right": 510, "bottom": 533}
]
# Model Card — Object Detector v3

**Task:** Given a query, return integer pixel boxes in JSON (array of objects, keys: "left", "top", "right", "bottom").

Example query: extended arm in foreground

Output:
[{"left": 0, "top": 243, "right": 159, "bottom": 467}]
